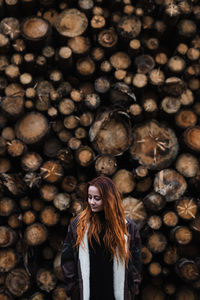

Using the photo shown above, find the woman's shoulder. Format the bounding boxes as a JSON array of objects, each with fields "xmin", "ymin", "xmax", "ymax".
[{"xmin": 125, "ymin": 217, "xmax": 139, "ymax": 231}]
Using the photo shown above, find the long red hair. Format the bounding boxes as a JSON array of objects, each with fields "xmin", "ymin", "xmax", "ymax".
[{"xmin": 75, "ymin": 175, "xmax": 129, "ymax": 264}]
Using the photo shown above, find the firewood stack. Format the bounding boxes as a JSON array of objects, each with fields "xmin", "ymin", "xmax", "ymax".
[{"xmin": 0, "ymin": 0, "xmax": 200, "ymax": 298}]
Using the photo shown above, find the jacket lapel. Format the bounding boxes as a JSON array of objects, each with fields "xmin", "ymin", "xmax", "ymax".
[
  {"xmin": 79, "ymin": 226, "xmax": 90, "ymax": 300},
  {"xmin": 79, "ymin": 225, "xmax": 127, "ymax": 300}
]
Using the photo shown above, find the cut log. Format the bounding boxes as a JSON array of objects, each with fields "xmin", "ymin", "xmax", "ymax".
[
  {"xmin": 141, "ymin": 246, "xmax": 152, "ymax": 264},
  {"xmin": 52, "ymin": 285, "xmax": 70, "ymax": 300},
  {"xmin": 0, "ymin": 226, "xmax": 17, "ymax": 247},
  {"xmin": 60, "ymin": 177, "xmax": 76, "ymax": 194},
  {"xmin": 116, "ymin": 15, "xmax": 142, "ymax": 40},
  {"xmin": 89, "ymin": 110, "xmax": 132, "ymax": 156},
  {"xmin": 15, "ymin": 112, "xmax": 49, "ymax": 144},
  {"xmin": 163, "ymin": 246, "xmax": 179, "ymax": 265},
  {"xmin": 24, "ymin": 223, "xmax": 48, "ymax": 246},
  {"xmin": 143, "ymin": 192, "xmax": 166, "ymax": 212},
  {"xmin": 40, "ymin": 160, "xmax": 63, "ymax": 183},
  {"xmin": 40, "ymin": 206, "xmax": 59, "ymax": 226},
  {"xmin": 163, "ymin": 211, "xmax": 179, "ymax": 227},
  {"xmin": 147, "ymin": 232, "xmax": 167, "ymax": 253},
  {"xmin": 154, "ymin": 169, "xmax": 187, "ymax": 201},
  {"xmin": 175, "ymin": 109, "xmax": 197, "ymax": 128},
  {"xmin": 75, "ymin": 145, "xmax": 95, "ymax": 167},
  {"xmin": 184, "ymin": 126, "xmax": 200, "ymax": 151},
  {"xmin": 5, "ymin": 268, "xmax": 30, "ymax": 297},
  {"xmin": 112, "ymin": 169, "xmax": 135, "ymax": 194},
  {"xmin": 0, "ymin": 197, "xmax": 15, "ymax": 216},
  {"xmin": 176, "ymin": 197, "xmax": 198, "ymax": 220},
  {"xmin": 53, "ymin": 193, "xmax": 70, "ymax": 211},
  {"xmin": 95, "ymin": 155, "xmax": 117, "ymax": 176},
  {"xmin": 0, "ymin": 249, "xmax": 18, "ymax": 272},
  {"xmin": 147, "ymin": 215, "xmax": 162, "ymax": 230},
  {"xmin": 21, "ymin": 16, "xmax": 51, "ymax": 49},
  {"xmin": 130, "ymin": 120, "xmax": 179, "ymax": 170},
  {"xmin": 148, "ymin": 262, "xmax": 162, "ymax": 276},
  {"xmin": 122, "ymin": 196, "xmax": 147, "ymax": 229},
  {"xmin": 98, "ymin": 28, "xmax": 118, "ymax": 49},
  {"xmin": 170, "ymin": 226, "xmax": 192, "ymax": 245},
  {"xmin": 176, "ymin": 258, "xmax": 200, "ymax": 282},
  {"xmin": 36, "ymin": 268, "xmax": 57, "ymax": 292}
]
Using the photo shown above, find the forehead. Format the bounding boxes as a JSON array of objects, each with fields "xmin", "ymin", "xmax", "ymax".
[{"xmin": 88, "ymin": 185, "xmax": 100, "ymax": 195}]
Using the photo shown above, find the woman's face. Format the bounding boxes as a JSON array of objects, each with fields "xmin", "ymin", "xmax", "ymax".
[{"xmin": 88, "ymin": 185, "xmax": 104, "ymax": 212}]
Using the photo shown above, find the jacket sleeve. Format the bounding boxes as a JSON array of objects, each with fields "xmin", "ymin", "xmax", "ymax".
[
  {"xmin": 61, "ymin": 220, "xmax": 79, "ymax": 297},
  {"xmin": 128, "ymin": 221, "xmax": 142, "ymax": 295}
]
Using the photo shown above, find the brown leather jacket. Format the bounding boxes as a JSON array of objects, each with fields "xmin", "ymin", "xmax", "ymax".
[{"xmin": 61, "ymin": 217, "xmax": 141, "ymax": 300}]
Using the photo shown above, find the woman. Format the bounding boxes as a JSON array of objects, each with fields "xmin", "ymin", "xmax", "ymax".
[{"xmin": 61, "ymin": 175, "xmax": 142, "ymax": 300}]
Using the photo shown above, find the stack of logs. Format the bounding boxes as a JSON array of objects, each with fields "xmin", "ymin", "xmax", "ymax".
[{"xmin": 0, "ymin": 0, "xmax": 200, "ymax": 299}]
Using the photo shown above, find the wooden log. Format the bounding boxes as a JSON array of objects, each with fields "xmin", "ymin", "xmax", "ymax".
[
  {"xmin": 61, "ymin": 175, "xmax": 77, "ymax": 193},
  {"xmin": 43, "ymin": 138, "xmax": 61, "ymax": 158},
  {"xmin": 177, "ymin": 19, "xmax": 197, "ymax": 39},
  {"xmin": 147, "ymin": 232, "xmax": 167, "ymax": 253},
  {"xmin": 54, "ymin": 9, "xmax": 88, "ymax": 40},
  {"xmin": 112, "ymin": 169, "xmax": 135, "ymax": 194},
  {"xmin": 0, "ymin": 226, "xmax": 17, "ymax": 247},
  {"xmin": 21, "ymin": 152, "xmax": 43, "ymax": 172},
  {"xmin": 97, "ymin": 28, "xmax": 118, "ymax": 49},
  {"xmin": 7, "ymin": 139, "xmax": 26, "ymax": 157},
  {"xmin": 8, "ymin": 214, "xmax": 21, "ymax": 229},
  {"xmin": 122, "ymin": 196, "xmax": 147, "ymax": 229},
  {"xmin": 147, "ymin": 215, "xmax": 162, "ymax": 230},
  {"xmin": 190, "ymin": 213, "xmax": 200, "ymax": 233},
  {"xmin": 0, "ymin": 249, "xmax": 18, "ymax": 272},
  {"xmin": 176, "ymin": 258, "xmax": 200, "ymax": 282},
  {"xmin": 40, "ymin": 206, "xmax": 59, "ymax": 226},
  {"xmin": 0, "ymin": 157, "xmax": 11, "ymax": 173},
  {"xmin": 110, "ymin": 51, "xmax": 131, "ymax": 70},
  {"xmin": 130, "ymin": 120, "xmax": 179, "ymax": 170},
  {"xmin": 148, "ymin": 262, "xmax": 162, "ymax": 277},
  {"xmin": 154, "ymin": 169, "xmax": 187, "ymax": 201},
  {"xmin": 40, "ymin": 183, "xmax": 58, "ymax": 202},
  {"xmin": 15, "ymin": 112, "xmax": 49, "ymax": 144},
  {"xmin": 22, "ymin": 210, "xmax": 36, "ymax": 225},
  {"xmin": 163, "ymin": 245, "xmax": 179, "ymax": 265},
  {"xmin": 24, "ymin": 223, "xmax": 48, "ymax": 246},
  {"xmin": 175, "ymin": 109, "xmax": 197, "ymax": 129},
  {"xmin": 89, "ymin": 110, "xmax": 132, "ymax": 156},
  {"xmin": 141, "ymin": 246, "xmax": 152, "ymax": 264},
  {"xmin": 116, "ymin": 15, "xmax": 142, "ymax": 40},
  {"xmin": 53, "ymin": 193, "xmax": 70, "ymax": 211},
  {"xmin": 5, "ymin": 268, "xmax": 30, "ymax": 297},
  {"xmin": 0, "ymin": 197, "xmax": 15, "ymax": 217},
  {"xmin": 36, "ymin": 268, "xmax": 57, "ymax": 292},
  {"xmin": 52, "ymin": 285, "xmax": 70, "ymax": 300},
  {"xmin": 75, "ymin": 145, "xmax": 95, "ymax": 167},
  {"xmin": 143, "ymin": 192, "xmax": 166, "ymax": 212},
  {"xmin": 40, "ymin": 160, "xmax": 63, "ymax": 183},
  {"xmin": 67, "ymin": 36, "xmax": 90, "ymax": 56},
  {"xmin": 160, "ymin": 96, "xmax": 181, "ymax": 115},
  {"xmin": 95, "ymin": 155, "xmax": 117, "ymax": 176},
  {"xmin": 170, "ymin": 226, "xmax": 192, "ymax": 245},
  {"xmin": 176, "ymin": 197, "xmax": 198, "ymax": 221},
  {"xmin": 163, "ymin": 211, "xmax": 179, "ymax": 227},
  {"xmin": 21, "ymin": 17, "xmax": 51, "ymax": 50},
  {"xmin": 30, "ymin": 292, "xmax": 44, "ymax": 300},
  {"xmin": 184, "ymin": 126, "xmax": 200, "ymax": 151}
]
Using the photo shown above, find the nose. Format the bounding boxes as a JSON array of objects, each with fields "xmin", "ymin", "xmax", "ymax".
[{"xmin": 90, "ymin": 197, "xmax": 95, "ymax": 204}]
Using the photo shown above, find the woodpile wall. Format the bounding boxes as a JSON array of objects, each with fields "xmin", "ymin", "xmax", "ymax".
[{"xmin": 0, "ymin": 0, "xmax": 200, "ymax": 299}]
